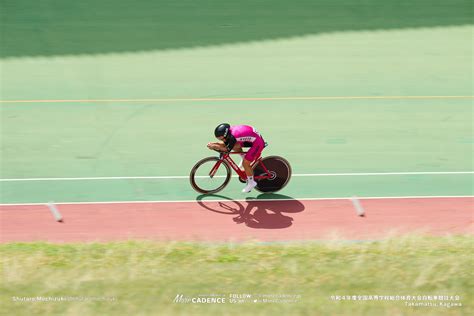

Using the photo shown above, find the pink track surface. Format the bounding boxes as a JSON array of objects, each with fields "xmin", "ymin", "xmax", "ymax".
[{"xmin": 1, "ymin": 197, "xmax": 472, "ymax": 243}]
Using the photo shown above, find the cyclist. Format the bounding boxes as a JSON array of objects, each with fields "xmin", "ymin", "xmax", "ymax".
[{"xmin": 207, "ymin": 123, "xmax": 266, "ymax": 193}]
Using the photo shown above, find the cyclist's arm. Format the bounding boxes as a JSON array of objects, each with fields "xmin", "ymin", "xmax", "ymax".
[
  {"xmin": 207, "ymin": 142, "xmax": 227, "ymax": 152},
  {"xmin": 207, "ymin": 142, "xmax": 242, "ymax": 152}
]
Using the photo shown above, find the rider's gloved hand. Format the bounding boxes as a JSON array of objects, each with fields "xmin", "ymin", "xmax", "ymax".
[{"xmin": 207, "ymin": 142, "xmax": 221, "ymax": 151}]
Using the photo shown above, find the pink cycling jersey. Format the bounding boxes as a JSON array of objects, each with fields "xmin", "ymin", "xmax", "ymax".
[{"xmin": 229, "ymin": 125, "xmax": 265, "ymax": 161}]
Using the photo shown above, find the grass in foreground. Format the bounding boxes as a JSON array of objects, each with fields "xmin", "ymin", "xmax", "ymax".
[{"xmin": 1, "ymin": 235, "xmax": 472, "ymax": 316}]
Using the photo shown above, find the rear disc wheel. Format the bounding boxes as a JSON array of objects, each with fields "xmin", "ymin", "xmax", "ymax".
[{"xmin": 253, "ymin": 156, "xmax": 292, "ymax": 193}]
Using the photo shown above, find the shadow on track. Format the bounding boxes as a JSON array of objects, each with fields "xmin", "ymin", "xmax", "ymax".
[{"xmin": 196, "ymin": 193, "xmax": 305, "ymax": 229}]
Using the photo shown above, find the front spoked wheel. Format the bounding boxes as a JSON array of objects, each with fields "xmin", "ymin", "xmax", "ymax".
[
  {"xmin": 190, "ymin": 157, "xmax": 231, "ymax": 194},
  {"xmin": 253, "ymin": 156, "xmax": 292, "ymax": 193}
]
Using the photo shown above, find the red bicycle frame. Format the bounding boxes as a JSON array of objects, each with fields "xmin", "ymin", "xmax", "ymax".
[{"xmin": 209, "ymin": 151, "xmax": 272, "ymax": 181}]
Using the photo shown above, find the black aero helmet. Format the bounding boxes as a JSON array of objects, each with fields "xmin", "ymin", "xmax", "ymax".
[{"xmin": 214, "ymin": 123, "xmax": 231, "ymax": 138}]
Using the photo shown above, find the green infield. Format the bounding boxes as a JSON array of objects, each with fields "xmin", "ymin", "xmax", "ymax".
[{"xmin": 1, "ymin": 235, "xmax": 472, "ymax": 316}]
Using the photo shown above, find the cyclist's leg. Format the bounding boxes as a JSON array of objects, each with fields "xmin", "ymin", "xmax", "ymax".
[
  {"xmin": 241, "ymin": 141, "xmax": 263, "ymax": 192},
  {"xmin": 230, "ymin": 143, "xmax": 246, "ymax": 168},
  {"xmin": 244, "ymin": 140, "xmax": 264, "ymax": 166},
  {"xmin": 243, "ymin": 140, "xmax": 264, "ymax": 176}
]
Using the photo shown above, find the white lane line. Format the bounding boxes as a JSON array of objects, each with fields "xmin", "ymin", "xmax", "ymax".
[
  {"xmin": 0, "ymin": 171, "xmax": 473, "ymax": 182},
  {"xmin": 293, "ymin": 171, "xmax": 474, "ymax": 176},
  {"xmin": 1, "ymin": 195, "xmax": 472, "ymax": 207},
  {"xmin": 1, "ymin": 95, "xmax": 473, "ymax": 104}
]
